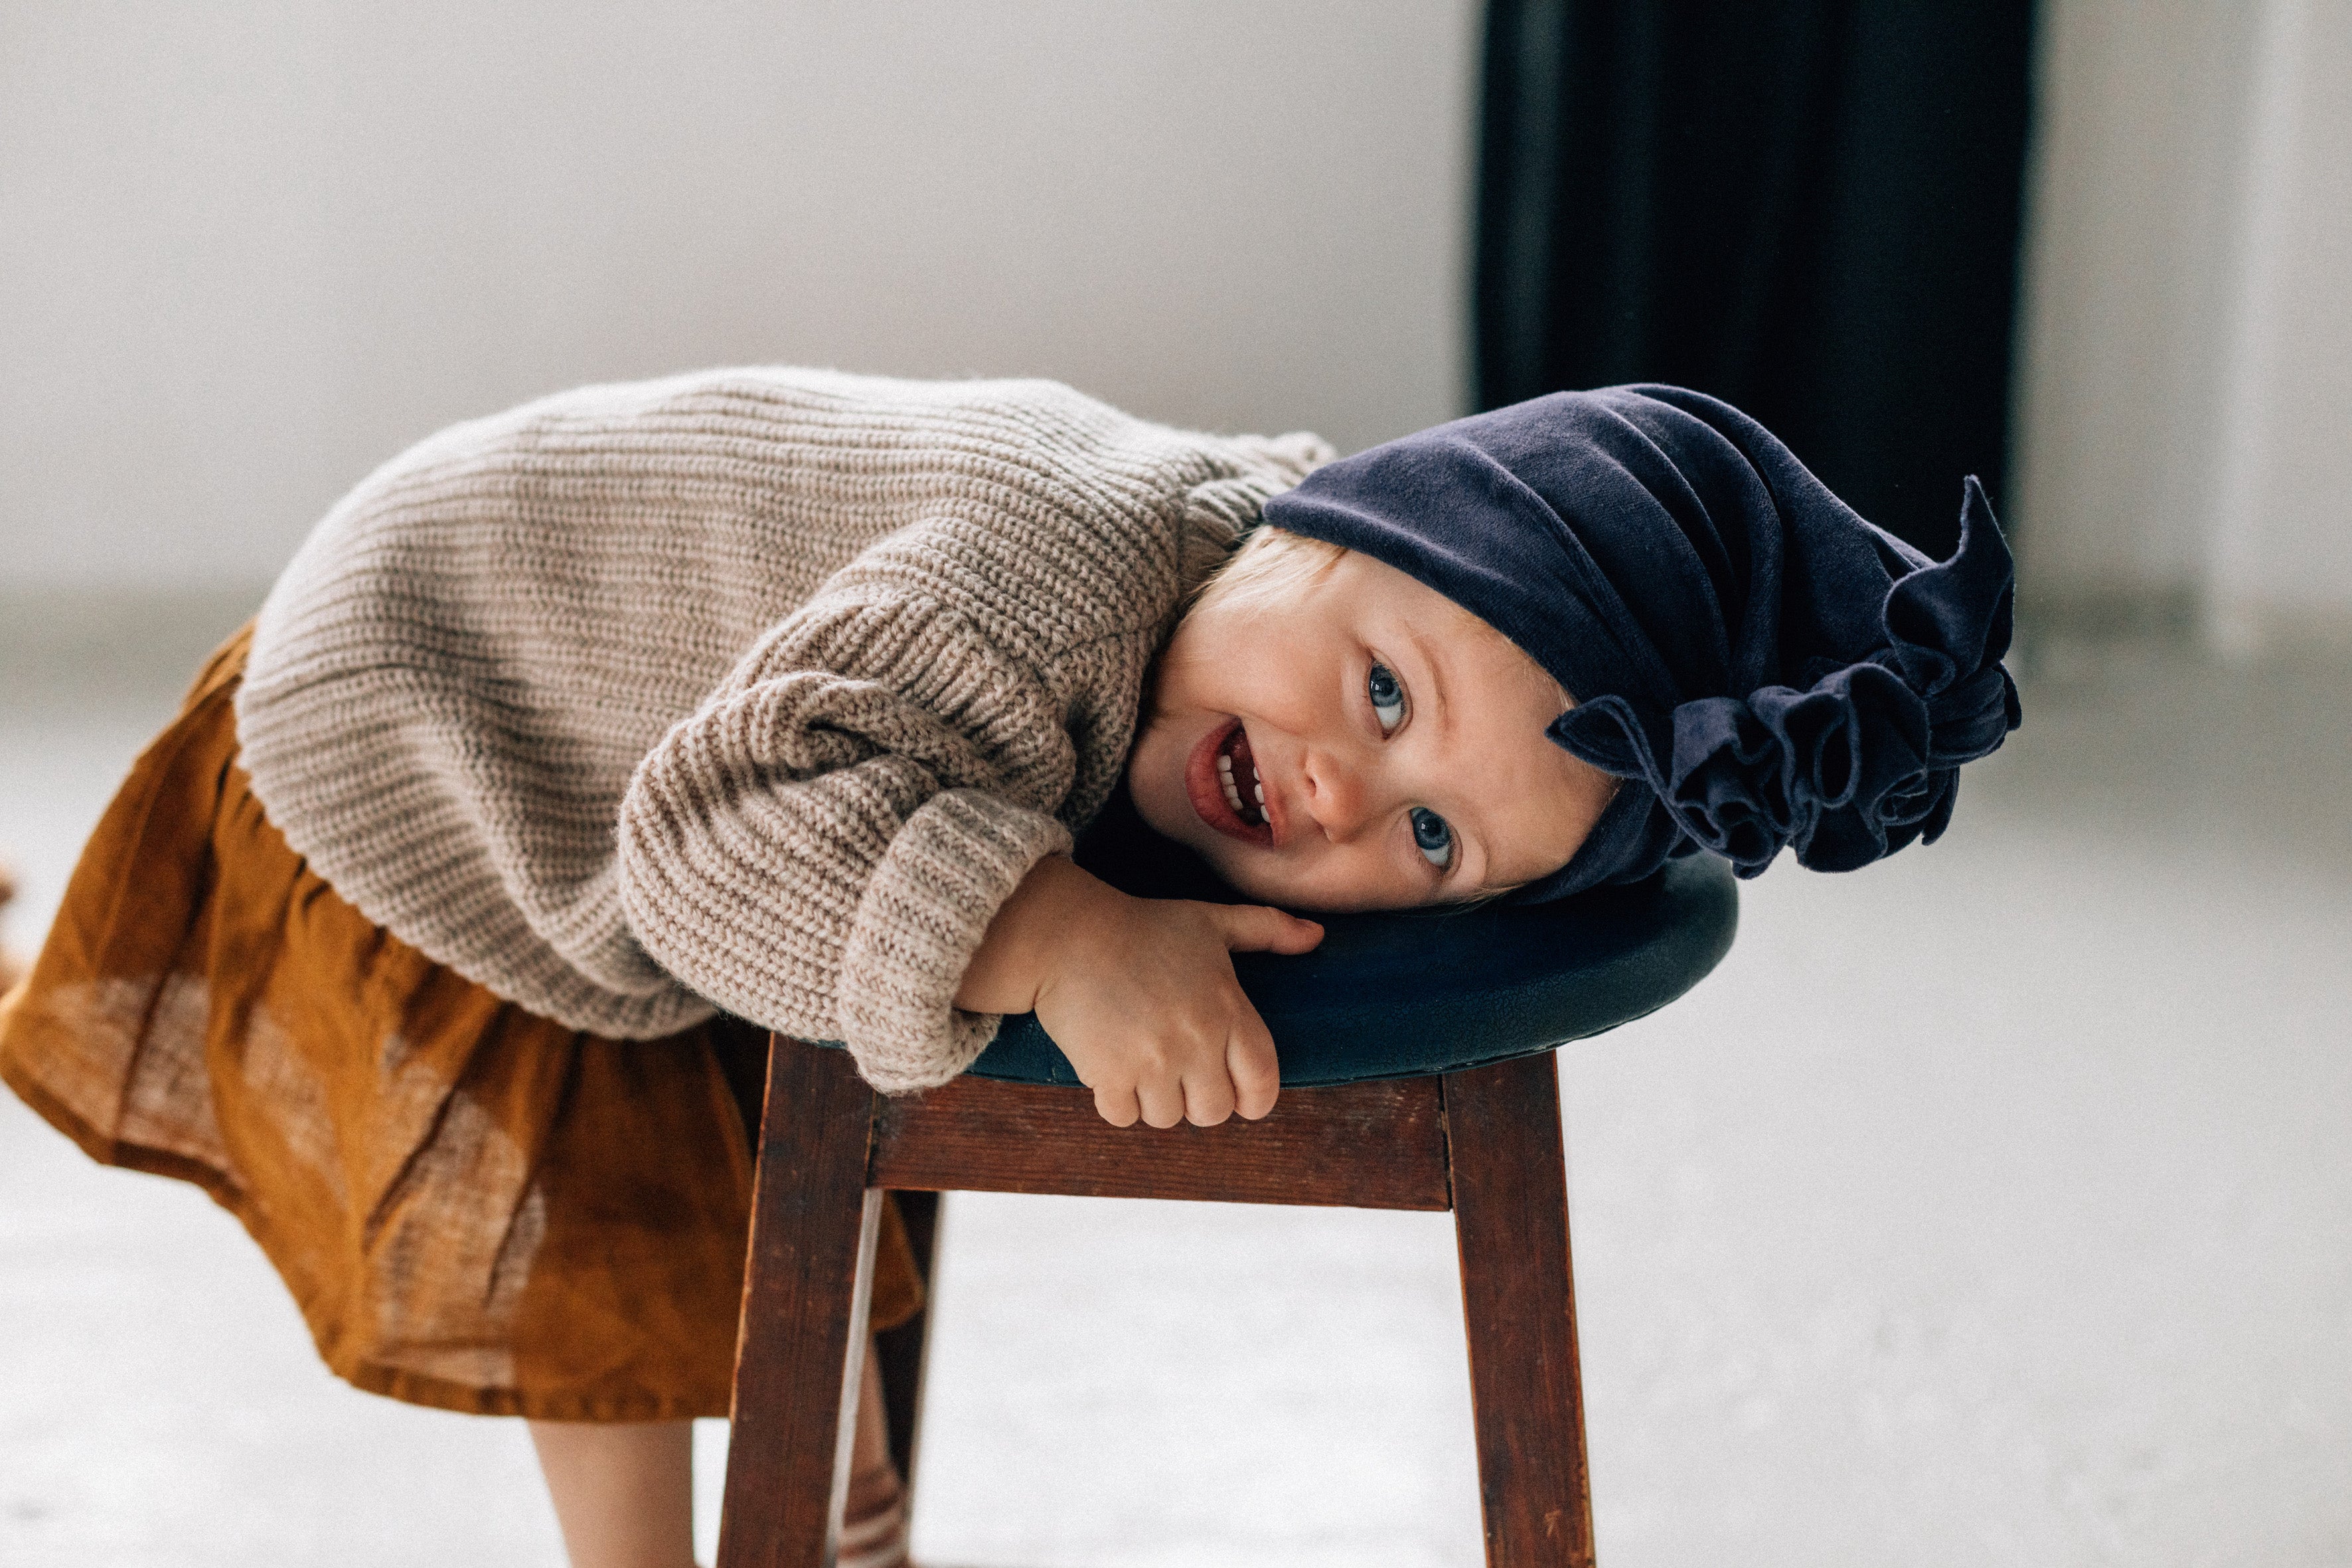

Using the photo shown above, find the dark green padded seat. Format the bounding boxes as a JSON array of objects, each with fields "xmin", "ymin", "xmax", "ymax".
[
  {"xmin": 933, "ymin": 781, "xmax": 1739, "ymax": 1088},
  {"xmin": 812, "ymin": 784, "xmax": 1737, "ymax": 1087},
  {"xmin": 967, "ymin": 852, "xmax": 1736, "ymax": 1087}
]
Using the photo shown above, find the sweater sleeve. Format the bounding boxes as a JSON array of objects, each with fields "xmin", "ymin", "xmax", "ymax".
[{"xmin": 614, "ymin": 588, "xmax": 1079, "ymax": 1093}]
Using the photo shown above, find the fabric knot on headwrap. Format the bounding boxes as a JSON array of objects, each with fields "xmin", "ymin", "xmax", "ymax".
[
  {"xmin": 1259, "ymin": 384, "xmax": 2022, "ymax": 900},
  {"xmin": 1553, "ymin": 477, "xmax": 2019, "ymax": 876}
]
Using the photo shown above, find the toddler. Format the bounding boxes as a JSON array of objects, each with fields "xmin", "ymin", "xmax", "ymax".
[{"xmin": 0, "ymin": 370, "xmax": 2016, "ymax": 1567}]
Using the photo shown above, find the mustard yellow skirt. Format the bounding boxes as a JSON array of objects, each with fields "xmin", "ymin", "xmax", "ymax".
[{"xmin": 0, "ymin": 627, "xmax": 919, "ymax": 1421}]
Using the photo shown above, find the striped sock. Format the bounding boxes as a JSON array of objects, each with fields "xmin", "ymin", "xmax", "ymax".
[{"xmin": 837, "ymin": 1472, "xmax": 909, "ymax": 1568}]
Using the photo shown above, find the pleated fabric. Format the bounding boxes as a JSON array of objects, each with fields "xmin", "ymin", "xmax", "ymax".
[{"xmin": 0, "ymin": 627, "xmax": 921, "ymax": 1420}]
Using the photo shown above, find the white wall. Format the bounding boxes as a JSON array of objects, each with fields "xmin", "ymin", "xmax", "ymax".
[
  {"xmin": 0, "ymin": 1, "xmax": 1478, "ymax": 595},
  {"xmin": 2013, "ymin": 0, "xmax": 2352, "ymax": 645},
  {"xmin": 2205, "ymin": 0, "xmax": 2352, "ymax": 644},
  {"xmin": 17, "ymin": 0, "xmax": 2343, "ymax": 635}
]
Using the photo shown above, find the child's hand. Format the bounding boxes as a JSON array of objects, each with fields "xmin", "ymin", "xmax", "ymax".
[
  {"xmin": 1038, "ymin": 892, "xmax": 1322, "ymax": 1128},
  {"xmin": 957, "ymin": 856, "xmax": 1322, "ymax": 1128}
]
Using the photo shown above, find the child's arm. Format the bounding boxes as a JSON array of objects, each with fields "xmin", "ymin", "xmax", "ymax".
[
  {"xmin": 617, "ymin": 589, "xmax": 1305, "ymax": 1105},
  {"xmin": 955, "ymin": 855, "xmax": 1322, "ymax": 1127},
  {"xmin": 611, "ymin": 396, "xmax": 1326, "ymax": 1101}
]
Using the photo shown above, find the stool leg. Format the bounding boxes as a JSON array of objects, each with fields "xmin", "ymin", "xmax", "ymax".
[
  {"xmin": 1446, "ymin": 1053, "xmax": 1597, "ymax": 1568},
  {"xmin": 718, "ymin": 1040, "xmax": 880, "ymax": 1568}
]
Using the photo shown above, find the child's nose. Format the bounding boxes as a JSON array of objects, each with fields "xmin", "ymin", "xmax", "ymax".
[{"xmin": 1299, "ymin": 748, "xmax": 1375, "ymax": 841}]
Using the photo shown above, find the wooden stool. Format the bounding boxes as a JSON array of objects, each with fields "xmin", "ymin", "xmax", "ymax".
[{"xmin": 716, "ymin": 856, "xmax": 1736, "ymax": 1568}]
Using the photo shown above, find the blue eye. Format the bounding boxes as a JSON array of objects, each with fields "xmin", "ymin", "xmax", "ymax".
[
  {"xmin": 1410, "ymin": 807, "xmax": 1453, "ymax": 870},
  {"xmin": 1368, "ymin": 661, "xmax": 1406, "ymax": 733}
]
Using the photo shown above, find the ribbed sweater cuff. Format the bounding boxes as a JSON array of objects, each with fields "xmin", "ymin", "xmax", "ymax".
[{"xmin": 836, "ymin": 790, "xmax": 1073, "ymax": 1094}]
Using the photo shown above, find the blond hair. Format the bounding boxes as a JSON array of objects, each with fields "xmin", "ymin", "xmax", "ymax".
[
  {"xmin": 1190, "ymin": 524, "xmax": 1349, "ymax": 619},
  {"xmin": 1195, "ymin": 526, "xmax": 1539, "ymax": 662}
]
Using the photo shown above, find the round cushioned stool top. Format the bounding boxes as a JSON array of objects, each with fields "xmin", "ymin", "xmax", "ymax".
[
  {"xmin": 967, "ymin": 853, "xmax": 1737, "ymax": 1087},
  {"xmin": 809, "ymin": 784, "xmax": 1737, "ymax": 1087}
]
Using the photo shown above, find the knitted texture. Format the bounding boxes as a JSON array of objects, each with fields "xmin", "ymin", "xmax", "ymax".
[{"xmin": 236, "ymin": 368, "xmax": 1328, "ymax": 1090}]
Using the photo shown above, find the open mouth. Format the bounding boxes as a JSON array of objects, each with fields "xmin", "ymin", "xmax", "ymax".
[
  {"xmin": 1217, "ymin": 723, "xmax": 1267, "ymax": 827},
  {"xmin": 1185, "ymin": 718, "xmax": 1275, "ymax": 844}
]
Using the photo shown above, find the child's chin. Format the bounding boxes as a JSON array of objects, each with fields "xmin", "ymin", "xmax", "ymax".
[
  {"xmin": 1123, "ymin": 753, "xmax": 1188, "ymax": 836},
  {"xmin": 1189, "ymin": 838, "xmax": 1281, "ymax": 897},
  {"xmin": 1201, "ymin": 849, "xmax": 1342, "ymax": 913},
  {"xmin": 1216, "ymin": 856, "xmax": 1426, "ymax": 915}
]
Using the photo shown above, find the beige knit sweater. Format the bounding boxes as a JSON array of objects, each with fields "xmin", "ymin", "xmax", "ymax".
[{"xmin": 236, "ymin": 368, "xmax": 1328, "ymax": 1091}]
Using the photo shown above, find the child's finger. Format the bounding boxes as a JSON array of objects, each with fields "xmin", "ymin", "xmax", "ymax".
[
  {"xmin": 1134, "ymin": 1073, "xmax": 1188, "ymax": 1131},
  {"xmin": 1182, "ymin": 1067, "xmax": 1237, "ymax": 1128},
  {"xmin": 1093, "ymin": 1082, "xmax": 1142, "ymax": 1128},
  {"xmin": 1226, "ymin": 1016, "xmax": 1281, "ymax": 1121},
  {"xmin": 1212, "ymin": 903, "xmax": 1324, "ymax": 956}
]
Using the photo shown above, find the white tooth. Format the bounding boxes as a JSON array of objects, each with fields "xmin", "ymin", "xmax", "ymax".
[
  {"xmin": 1218, "ymin": 756, "xmax": 1232, "ymax": 776},
  {"xmin": 1254, "ymin": 784, "xmax": 1265, "ymax": 805}
]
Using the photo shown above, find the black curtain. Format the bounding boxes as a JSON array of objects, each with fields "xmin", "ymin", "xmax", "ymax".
[{"xmin": 1476, "ymin": 1, "xmax": 2035, "ymax": 556}]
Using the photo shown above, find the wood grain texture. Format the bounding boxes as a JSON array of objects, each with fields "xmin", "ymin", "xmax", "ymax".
[
  {"xmin": 1446, "ymin": 1054, "xmax": 1596, "ymax": 1568},
  {"xmin": 869, "ymin": 1072, "xmax": 1452, "ymax": 1210},
  {"xmin": 716, "ymin": 1038, "xmax": 880, "ymax": 1568},
  {"xmin": 718, "ymin": 1044, "xmax": 1595, "ymax": 1566}
]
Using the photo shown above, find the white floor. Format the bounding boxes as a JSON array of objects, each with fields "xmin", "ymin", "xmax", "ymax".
[{"xmin": 1, "ymin": 625, "xmax": 2347, "ymax": 1567}]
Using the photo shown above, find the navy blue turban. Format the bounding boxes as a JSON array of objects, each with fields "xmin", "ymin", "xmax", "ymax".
[{"xmin": 1259, "ymin": 384, "xmax": 2021, "ymax": 901}]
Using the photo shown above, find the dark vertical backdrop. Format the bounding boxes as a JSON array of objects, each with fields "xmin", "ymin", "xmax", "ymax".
[{"xmin": 1476, "ymin": 1, "xmax": 2036, "ymax": 556}]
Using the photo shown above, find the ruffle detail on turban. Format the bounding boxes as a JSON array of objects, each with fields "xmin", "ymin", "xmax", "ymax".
[{"xmin": 1548, "ymin": 478, "xmax": 2021, "ymax": 878}]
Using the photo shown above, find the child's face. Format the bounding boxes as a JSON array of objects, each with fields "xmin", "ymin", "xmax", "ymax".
[{"xmin": 1129, "ymin": 550, "xmax": 1616, "ymax": 911}]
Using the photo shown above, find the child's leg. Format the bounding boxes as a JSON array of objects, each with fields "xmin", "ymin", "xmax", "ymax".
[
  {"xmin": 0, "ymin": 861, "xmax": 23, "ymax": 994},
  {"xmin": 842, "ymin": 1336, "xmax": 911, "ymax": 1568},
  {"xmin": 529, "ymin": 1417, "xmax": 694, "ymax": 1568},
  {"xmin": 528, "ymin": 1338, "xmax": 906, "ymax": 1568}
]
